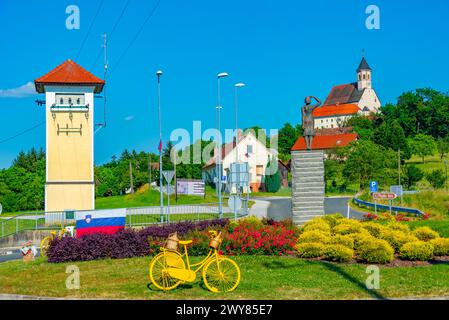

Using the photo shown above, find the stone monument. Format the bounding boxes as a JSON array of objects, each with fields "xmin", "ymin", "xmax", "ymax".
[{"xmin": 291, "ymin": 96, "xmax": 325, "ymax": 225}]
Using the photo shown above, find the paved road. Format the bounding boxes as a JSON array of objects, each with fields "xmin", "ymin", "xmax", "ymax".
[{"xmin": 254, "ymin": 196, "xmax": 365, "ymax": 221}]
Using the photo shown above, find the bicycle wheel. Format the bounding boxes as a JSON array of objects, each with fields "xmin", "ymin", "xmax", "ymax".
[
  {"xmin": 149, "ymin": 251, "xmax": 185, "ymax": 291},
  {"xmin": 40, "ymin": 236, "xmax": 52, "ymax": 257},
  {"xmin": 203, "ymin": 257, "xmax": 241, "ymax": 293}
]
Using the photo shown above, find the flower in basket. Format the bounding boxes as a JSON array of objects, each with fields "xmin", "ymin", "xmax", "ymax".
[{"xmin": 21, "ymin": 240, "xmax": 37, "ymax": 257}]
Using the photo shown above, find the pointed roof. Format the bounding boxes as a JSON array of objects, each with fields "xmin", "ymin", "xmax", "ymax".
[
  {"xmin": 356, "ymin": 57, "xmax": 371, "ymax": 72},
  {"xmin": 34, "ymin": 59, "xmax": 105, "ymax": 93}
]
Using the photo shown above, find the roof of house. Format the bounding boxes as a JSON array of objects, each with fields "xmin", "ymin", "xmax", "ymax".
[
  {"xmin": 291, "ymin": 133, "xmax": 358, "ymax": 151},
  {"xmin": 34, "ymin": 59, "xmax": 105, "ymax": 93},
  {"xmin": 315, "ymin": 127, "xmax": 353, "ymax": 136},
  {"xmin": 322, "ymin": 83, "xmax": 366, "ymax": 106},
  {"xmin": 312, "ymin": 103, "xmax": 360, "ymax": 118},
  {"xmin": 357, "ymin": 57, "xmax": 372, "ymax": 72}
]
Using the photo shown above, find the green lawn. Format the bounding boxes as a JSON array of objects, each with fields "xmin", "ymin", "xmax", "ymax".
[
  {"xmin": 1, "ymin": 255, "xmax": 448, "ymax": 299},
  {"xmin": 251, "ymin": 187, "xmax": 292, "ymax": 198}
]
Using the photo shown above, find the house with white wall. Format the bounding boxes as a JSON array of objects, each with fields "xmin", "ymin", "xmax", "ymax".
[{"xmin": 202, "ymin": 131, "xmax": 275, "ymax": 192}]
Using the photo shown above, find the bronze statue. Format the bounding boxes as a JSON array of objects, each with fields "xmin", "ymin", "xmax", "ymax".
[{"xmin": 302, "ymin": 96, "xmax": 321, "ymax": 150}]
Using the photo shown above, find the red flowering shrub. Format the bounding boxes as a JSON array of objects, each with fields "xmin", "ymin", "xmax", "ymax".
[
  {"xmin": 364, "ymin": 213, "xmax": 378, "ymax": 221},
  {"xmin": 220, "ymin": 221, "xmax": 299, "ymax": 256}
]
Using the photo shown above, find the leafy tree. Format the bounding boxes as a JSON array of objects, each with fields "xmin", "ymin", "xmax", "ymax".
[
  {"xmin": 278, "ymin": 123, "xmax": 303, "ymax": 156},
  {"xmin": 264, "ymin": 156, "xmax": 280, "ymax": 192},
  {"xmin": 408, "ymin": 134, "xmax": 436, "ymax": 163},
  {"xmin": 437, "ymin": 137, "xmax": 449, "ymax": 160},
  {"xmin": 324, "ymin": 160, "xmax": 339, "ymax": 191},
  {"xmin": 342, "ymin": 140, "xmax": 397, "ymax": 190},
  {"xmin": 403, "ymin": 165, "xmax": 424, "ymax": 190},
  {"xmin": 425, "ymin": 169, "xmax": 446, "ymax": 189},
  {"xmin": 345, "ymin": 115, "xmax": 374, "ymax": 140},
  {"xmin": 373, "ymin": 120, "xmax": 411, "ymax": 159}
]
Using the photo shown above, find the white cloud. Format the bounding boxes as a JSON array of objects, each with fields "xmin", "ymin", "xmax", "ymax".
[
  {"xmin": 124, "ymin": 115, "xmax": 134, "ymax": 121},
  {"xmin": 0, "ymin": 82, "xmax": 36, "ymax": 98}
]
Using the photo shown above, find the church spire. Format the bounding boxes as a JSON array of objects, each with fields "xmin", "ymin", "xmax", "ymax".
[{"xmin": 357, "ymin": 57, "xmax": 372, "ymax": 72}]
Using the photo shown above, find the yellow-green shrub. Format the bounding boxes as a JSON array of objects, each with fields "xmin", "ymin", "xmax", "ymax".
[
  {"xmin": 322, "ymin": 213, "xmax": 344, "ymax": 228},
  {"xmin": 302, "ymin": 219, "xmax": 331, "ymax": 234},
  {"xmin": 399, "ymin": 241, "xmax": 434, "ymax": 261},
  {"xmin": 412, "ymin": 227, "xmax": 440, "ymax": 241},
  {"xmin": 430, "ymin": 238, "xmax": 449, "ymax": 256},
  {"xmin": 298, "ymin": 230, "xmax": 330, "ymax": 244},
  {"xmin": 386, "ymin": 221, "xmax": 410, "ymax": 233},
  {"xmin": 323, "ymin": 244, "xmax": 354, "ymax": 262},
  {"xmin": 379, "ymin": 229, "xmax": 416, "ymax": 252},
  {"xmin": 330, "ymin": 234, "xmax": 355, "ymax": 249},
  {"xmin": 333, "ymin": 219, "xmax": 363, "ymax": 235},
  {"xmin": 350, "ymin": 231, "xmax": 375, "ymax": 251},
  {"xmin": 356, "ymin": 238, "xmax": 395, "ymax": 264},
  {"xmin": 362, "ymin": 222, "xmax": 387, "ymax": 238},
  {"xmin": 295, "ymin": 242, "xmax": 325, "ymax": 258}
]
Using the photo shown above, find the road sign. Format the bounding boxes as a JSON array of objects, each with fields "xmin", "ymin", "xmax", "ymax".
[
  {"xmin": 372, "ymin": 192, "xmax": 397, "ymax": 200},
  {"xmin": 162, "ymin": 170, "xmax": 175, "ymax": 183},
  {"xmin": 370, "ymin": 181, "xmax": 378, "ymax": 193},
  {"xmin": 390, "ymin": 185, "xmax": 403, "ymax": 196},
  {"xmin": 228, "ymin": 195, "xmax": 242, "ymax": 211}
]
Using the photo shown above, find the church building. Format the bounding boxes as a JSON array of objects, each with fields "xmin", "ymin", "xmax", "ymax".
[{"xmin": 313, "ymin": 57, "xmax": 381, "ymax": 129}]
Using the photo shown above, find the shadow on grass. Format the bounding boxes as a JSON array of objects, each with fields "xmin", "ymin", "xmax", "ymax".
[{"xmin": 262, "ymin": 258, "xmax": 387, "ymax": 300}]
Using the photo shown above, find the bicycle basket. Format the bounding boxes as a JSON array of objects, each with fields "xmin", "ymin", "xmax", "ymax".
[
  {"xmin": 209, "ymin": 232, "xmax": 222, "ymax": 249},
  {"xmin": 165, "ymin": 232, "xmax": 179, "ymax": 251}
]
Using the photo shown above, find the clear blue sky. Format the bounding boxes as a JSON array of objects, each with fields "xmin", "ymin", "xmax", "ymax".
[{"xmin": 0, "ymin": 0, "xmax": 448, "ymax": 168}]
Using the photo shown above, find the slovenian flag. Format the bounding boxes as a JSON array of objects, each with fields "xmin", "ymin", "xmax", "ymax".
[{"xmin": 75, "ymin": 209, "xmax": 126, "ymax": 237}]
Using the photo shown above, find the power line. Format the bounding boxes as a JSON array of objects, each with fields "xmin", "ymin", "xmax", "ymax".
[
  {"xmin": 89, "ymin": 0, "xmax": 131, "ymax": 70},
  {"xmin": 109, "ymin": 0, "xmax": 162, "ymax": 77},
  {"xmin": 75, "ymin": 0, "xmax": 105, "ymax": 60},
  {"xmin": 0, "ymin": 121, "xmax": 45, "ymax": 144}
]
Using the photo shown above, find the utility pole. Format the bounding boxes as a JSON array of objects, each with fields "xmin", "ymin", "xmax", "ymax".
[
  {"xmin": 129, "ymin": 161, "xmax": 134, "ymax": 194},
  {"xmin": 148, "ymin": 156, "xmax": 152, "ymax": 188},
  {"xmin": 156, "ymin": 70, "xmax": 164, "ymax": 222},
  {"xmin": 398, "ymin": 148, "xmax": 402, "ymax": 205},
  {"xmin": 102, "ymin": 33, "xmax": 108, "ymax": 128},
  {"xmin": 174, "ymin": 150, "xmax": 178, "ymax": 202}
]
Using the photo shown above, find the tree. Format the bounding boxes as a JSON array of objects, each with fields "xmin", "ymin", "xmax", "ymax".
[
  {"xmin": 345, "ymin": 115, "xmax": 374, "ymax": 141},
  {"xmin": 403, "ymin": 165, "xmax": 424, "ymax": 190},
  {"xmin": 373, "ymin": 120, "xmax": 411, "ymax": 159},
  {"xmin": 278, "ymin": 123, "xmax": 303, "ymax": 156},
  {"xmin": 437, "ymin": 137, "xmax": 449, "ymax": 160},
  {"xmin": 342, "ymin": 140, "xmax": 397, "ymax": 190},
  {"xmin": 324, "ymin": 160, "xmax": 339, "ymax": 191},
  {"xmin": 408, "ymin": 134, "xmax": 436, "ymax": 163},
  {"xmin": 264, "ymin": 157, "xmax": 280, "ymax": 192},
  {"xmin": 426, "ymin": 169, "xmax": 446, "ymax": 189}
]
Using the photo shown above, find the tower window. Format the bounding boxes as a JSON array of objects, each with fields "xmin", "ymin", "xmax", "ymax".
[
  {"xmin": 68, "ymin": 98, "xmax": 72, "ymax": 105},
  {"xmin": 59, "ymin": 97, "xmax": 63, "ymax": 104},
  {"xmin": 368, "ymin": 74, "xmax": 370, "ymax": 79},
  {"xmin": 363, "ymin": 74, "xmax": 366, "ymax": 80},
  {"xmin": 76, "ymin": 98, "xmax": 80, "ymax": 105},
  {"xmin": 358, "ymin": 74, "xmax": 361, "ymax": 80}
]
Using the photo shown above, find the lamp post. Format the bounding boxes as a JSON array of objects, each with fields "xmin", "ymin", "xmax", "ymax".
[
  {"xmin": 444, "ymin": 160, "xmax": 448, "ymax": 192},
  {"xmin": 234, "ymin": 83, "xmax": 245, "ymax": 163},
  {"xmin": 156, "ymin": 70, "xmax": 164, "ymax": 222},
  {"xmin": 216, "ymin": 72, "xmax": 228, "ymax": 217}
]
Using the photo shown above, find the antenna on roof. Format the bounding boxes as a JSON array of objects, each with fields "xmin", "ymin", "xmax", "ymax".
[
  {"xmin": 362, "ymin": 48, "xmax": 365, "ymax": 58},
  {"xmin": 95, "ymin": 33, "xmax": 108, "ymax": 129}
]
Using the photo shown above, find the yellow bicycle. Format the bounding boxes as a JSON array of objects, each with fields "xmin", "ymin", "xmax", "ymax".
[
  {"xmin": 40, "ymin": 226, "xmax": 72, "ymax": 257},
  {"xmin": 149, "ymin": 230, "xmax": 241, "ymax": 293}
]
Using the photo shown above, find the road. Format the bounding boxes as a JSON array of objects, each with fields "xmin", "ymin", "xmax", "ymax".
[{"xmin": 254, "ymin": 196, "xmax": 365, "ymax": 221}]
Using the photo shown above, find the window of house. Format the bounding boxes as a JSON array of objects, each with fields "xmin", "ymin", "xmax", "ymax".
[
  {"xmin": 358, "ymin": 74, "xmax": 361, "ymax": 80},
  {"xmin": 59, "ymin": 97, "xmax": 64, "ymax": 104},
  {"xmin": 256, "ymin": 165, "xmax": 263, "ymax": 176},
  {"xmin": 368, "ymin": 74, "xmax": 370, "ymax": 79},
  {"xmin": 55, "ymin": 93, "xmax": 85, "ymax": 106},
  {"xmin": 363, "ymin": 74, "xmax": 366, "ymax": 80},
  {"xmin": 247, "ymin": 145, "xmax": 253, "ymax": 155},
  {"xmin": 321, "ymin": 119, "xmax": 323, "ymax": 123},
  {"xmin": 331, "ymin": 124, "xmax": 334, "ymax": 128}
]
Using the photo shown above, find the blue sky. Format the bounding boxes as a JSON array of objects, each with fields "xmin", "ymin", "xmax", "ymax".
[{"xmin": 0, "ymin": 0, "xmax": 448, "ymax": 168}]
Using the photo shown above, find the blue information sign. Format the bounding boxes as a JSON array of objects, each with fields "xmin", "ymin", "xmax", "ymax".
[{"xmin": 370, "ymin": 181, "xmax": 378, "ymax": 193}]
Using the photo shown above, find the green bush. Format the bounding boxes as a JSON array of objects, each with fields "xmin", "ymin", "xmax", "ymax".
[
  {"xmin": 379, "ymin": 228, "xmax": 416, "ymax": 252},
  {"xmin": 330, "ymin": 234, "xmax": 355, "ymax": 249},
  {"xmin": 302, "ymin": 219, "xmax": 331, "ymax": 234},
  {"xmin": 399, "ymin": 241, "xmax": 434, "ymax": 261},
  {"xmin": 362, "ymin": 222, "xmax": 387, "ymax": 238},
  {"xmin": 323, "ymin": 244, "xmax": 354, "ymax": 263},
  {"xmin": 412, "ymin": 227, "xmax": 440, "ymax": 241},
  {"xmin": 356, "ymin": 238, "xmax": 395, "ymax": 264},
  {"xmin": 322, "ymin": 213, "xmax": 344, "ymax": 228},
  {"xmin": 430, "ymin": 238, "xmax": 449, "ymax": 256},
  {"xmin": 350, "ymin": 231, "xmax": 375, "ymax": 251},
  {"xmin": 333, "ymin": 219, "xmax": 363, "ymax": 235},
  {"xmin": 386, "ymin": 222, "xmax": 410, "ymax": 234},
  {"xmin": 298, "ymin": 230, "xmax": 330, "ymax": 244},
  {"xmin": 295, "ymin": 242, "xmax": 325, "ymax": 258}
]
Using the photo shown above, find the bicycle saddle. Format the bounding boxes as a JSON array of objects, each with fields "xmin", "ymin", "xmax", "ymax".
[{"xmin": 179, "ymin": 240, "xmax": 193, "ymax": 245}]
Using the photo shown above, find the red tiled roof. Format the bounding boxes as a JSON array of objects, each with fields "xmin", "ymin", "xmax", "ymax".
[
  {"xmin": 312, "ymin": 103, "xmax": 360, "ymax": 117},
  {"xmin": 291, "ymin": 133, "xmax": 358, "ymax": 151},
  {"xmin": 323, "ymin": 83, "xmax": 356, "ymax": 106},
  {"xmin": 34, "ymin": 59, "xmax": 105, "ymax": 93},
  {"xmin": 315, "ymin": 127, "xmax": 353, "ymax": 136}
]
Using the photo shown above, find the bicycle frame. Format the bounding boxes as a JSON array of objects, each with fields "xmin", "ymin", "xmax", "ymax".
[{"xmin": 161, "ymin": 245, "xmax": 221, "ymax": 274}]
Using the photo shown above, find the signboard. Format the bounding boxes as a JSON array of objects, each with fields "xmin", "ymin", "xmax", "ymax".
[
  {"xmin": 390, "ymin": 185, "xmax": 403, "ymax": 197},
  {"xmin": 228, "ymin": 195, "xmax": 242, "ymax": 211},
  {"xmin": 369, "ymin": 181, "xmax": 378, "ymax": 193},
  {"xmin": 176, "ymin": 179, "xmax": 205, "ymax": 196},
  {"xmin": 372, "ymin": 192, "xmax": 397, "ymax": 200},
  {"xmin": 229, "ymin": 162, "xmax": 249, "ymax": 187},
  {"xmin": 162, "ymin": 170, "xmax": 175, "ymax": 183}
]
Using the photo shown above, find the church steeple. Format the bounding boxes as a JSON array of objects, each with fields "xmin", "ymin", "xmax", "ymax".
[{"xmin": 356, "ymin": 56, "xmax": 372, "ymax": 90}]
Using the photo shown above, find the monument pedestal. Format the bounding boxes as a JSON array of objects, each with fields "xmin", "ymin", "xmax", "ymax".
[{"xmin": 291, "ymin": 150, "xmax": 325, "ymax": 225}]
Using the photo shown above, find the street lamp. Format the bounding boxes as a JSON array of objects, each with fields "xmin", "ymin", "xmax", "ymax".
[
  {"xmin": 216, "ymin": 72, "xmax": 228, "ymax": 217},
  {"xmin": 444, "ymin": 160, "xmax": 448, "ymax": 192},
  {"xmin": 234, "ymin": 83, "xmax": 245, "ymax": 163},
  {"xmin": 156, "ymin": 70, "xmax": 164, "ymax": 222}
]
